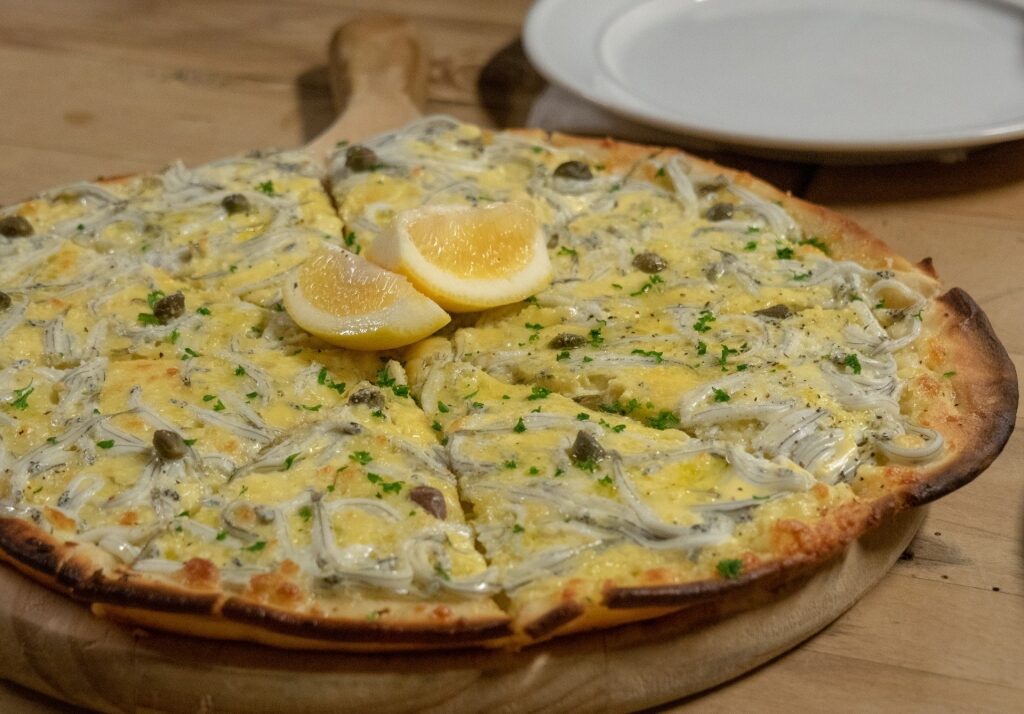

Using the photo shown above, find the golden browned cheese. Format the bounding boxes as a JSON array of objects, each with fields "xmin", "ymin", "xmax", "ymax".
[{"xmin": 0, "ymin": 117, "xmax": 993, "ymax": 648}]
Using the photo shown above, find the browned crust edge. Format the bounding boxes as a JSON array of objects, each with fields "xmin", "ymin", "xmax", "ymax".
[
  {"xmin": 219, "ymin": 598, "xmax": 511, "ymax": 645},
  {"xmin": 903, "ymin": 287, "xmax": 1018, "ymax": 506}
]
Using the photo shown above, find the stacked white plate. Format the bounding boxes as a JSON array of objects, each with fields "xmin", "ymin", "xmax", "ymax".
[{"xmin": 524, "ymin": 0, "xmax": 1024, "ymax": 161}]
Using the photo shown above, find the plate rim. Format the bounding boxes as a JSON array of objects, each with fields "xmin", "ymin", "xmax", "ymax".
[{"xmin": 524, "ymin": 0, "xmax": 1024, "ymax": 155}]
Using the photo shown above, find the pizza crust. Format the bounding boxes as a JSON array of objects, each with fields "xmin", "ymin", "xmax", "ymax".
[{"xmin": 0, "ymin": 125, "xmax": 1015, "ymax": 651}]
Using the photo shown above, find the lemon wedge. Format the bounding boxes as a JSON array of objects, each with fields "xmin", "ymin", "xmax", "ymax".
[
  {"xmin": 365, "ymin": 202, "xmax": 553, "ymax": 313},
  {"xmin": 284, "ymin": 245, "xmax": 450, "ymax": 350}
]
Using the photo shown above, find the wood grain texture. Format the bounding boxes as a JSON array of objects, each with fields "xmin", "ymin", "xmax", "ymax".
[{"xmin": 0, "ymin": 0, "xmax": 1021, "ymax": 711}]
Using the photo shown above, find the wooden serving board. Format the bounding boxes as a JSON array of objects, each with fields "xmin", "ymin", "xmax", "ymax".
[
  {"xmin": 0, "ymin": 509, "xmax": 926, "ymax": 713},
  {"xmin": 0, "ymin": 16, "xmax": 929, "ymax": 712}
]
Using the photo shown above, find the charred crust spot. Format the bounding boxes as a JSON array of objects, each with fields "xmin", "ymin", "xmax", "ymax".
[
  {"xmin": 221, "ymin": 598, "xmax": 511, "ymax": 643},
  {"xmin": 523, "ymin": 601, "xmax": 584, "ymax": 639},
  {"xmin": 0, "ymin": 519, "xmax": 61, "ymax": 575},
  {"xmin": 917, "ymin": 256, "xmax": 938, "ymax": 279},
  {"xmin": 70, "ymin": 570, "xmax": 220, "ymax": 613}
]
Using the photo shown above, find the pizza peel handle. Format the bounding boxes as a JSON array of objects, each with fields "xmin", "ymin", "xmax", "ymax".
[{"xmin": 304, "ymin": 14, "xmax": 428, "ymax": 162}]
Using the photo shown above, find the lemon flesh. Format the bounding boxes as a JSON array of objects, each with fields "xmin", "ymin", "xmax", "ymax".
[
  {"xmin": 366, "ymin": 203, "xmax": 553, "ymax": 312},
  {"xmin": 284, "ymin": 245, "xmax": 450, "ymax": 350}
]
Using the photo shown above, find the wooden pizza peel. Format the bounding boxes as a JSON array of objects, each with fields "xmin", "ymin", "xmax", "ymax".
[{"xmin": 0, "ymin": 16, "xmax": 928, "ymax": 713}]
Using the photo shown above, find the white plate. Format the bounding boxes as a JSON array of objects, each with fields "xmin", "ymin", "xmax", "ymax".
[{"xmin": 524, "ymin": 0, "xmax": 1024, "ymax": 159}]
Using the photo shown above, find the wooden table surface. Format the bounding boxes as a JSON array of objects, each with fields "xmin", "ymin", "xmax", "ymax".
[{"xmin": 0, "ymin": 1, "xmax": 1021, "ymax": 711}]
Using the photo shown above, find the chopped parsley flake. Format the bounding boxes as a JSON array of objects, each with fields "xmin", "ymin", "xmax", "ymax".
[
  {"xmin": 196, "ymin": 306, "xmax": 211, "ymax": 316},
  {"xmin": 843, "ymin": 354, "xmax": 862, "ymax": 375},
  {"xmin": 215, "ymin": 531, "xmax": 228, "ymax": 541},
  {"xmin": 646, "ymin": 411, "xmax": 680, "ymax": 430},
  {"xmin": 256, "ymin": 180, "xmax": 275, "ymax": 195},
  {"xmin": 301, "ymin": 403, "xmax": 322, "ymax": 412},
  {"xmin": 776, "ymin": 246, "xmax": 795, "ymax": 260},
  {"xmin": 137, "ymin": 312, "xmax": 160, "ymax": 326},
  {"xmin": 513, "ymin": 523, "xmax": 525, "ymax": 533},
  {"xmin": 556, "ymin": 350, "xmax": 571, "ymax": 361},
  {"xmin": 574, "ymin": 458, "xmax": 598, "ymax": 473},
  {"xmin": 504, "ymin": 459, "xmax": 517, "ymax": 469},
  {"xmin": 588, "ymin": 327, "xmax": 604, "ymax": 347},
  {"xmin": 96, "ymin": 439, "xmax": 115, "ymax": 449},
  {"xmin": 792, "ymin": 271, "xmax": 812, "ymax": 281},
  {"xmin": 317, "ymin": 368, "xmax": 346, "ymax": 395},
  {"xmin": 712, "ymin": 387, "xmax": 731, "ymax": 402},
  {"xmin": 350, "ymin": 451, "xmax": 373, "ymax": 465},
  {"xmin": 718, "ymin": 344, "xmax": 739, "ymax": 371},
  {"xmin": 513, "ymin": 417, "xmax": 526, "ymax": 433},
  {"xmin": 244, "ymin": 540, "xmax": 267, "ymax": 552},
  {"xmin": 798, "ymin": 236, "xmax": 831, "ymax": 255},
  {"xmin": 528, "ymin": 466, "xmax": 540, "ymax": 476},
  {"xmin": 600, "ymin": 398, "xmax": 640, "ymax": 416},
  {"xmin": 697, "ymin": 340, "xmax": 708, "ymax": 356},
  {"xmin": 630, "ymin": 273, "xmax": 664, "ymax": 296},
  {"xmin": 437, "ymin": 401, "xmax": 450, "ymax": 413},
  {"xmin": 431, "ymin": 420, "xmax": 443, "ymax": 432},
  {"xmin": 169, "ymin": 329, "xmax": 180, "ymax": 344},
  {"xmin": 181, "ymin": 347, "xmax": 200, "ymax": 360},
  {"xmin": 9, "ymin": 383, "xmax": 33, "ymax": 410},
  {"xmin": 527, "ymin": 385, "xmax": 551, "ymax": 401},
  {"xmin": 717, "ymin": 558, "xmax": 743, "ymax": 580},
  {"xmin": 631, "ymin": 348, "xmax": 663, "ymax": 363},
  {"xmin": 693, "ymin": 310, "xmax": 716, "ymax": 333},
  {"xmin": 283, "ymin": 453, "xmax": 300, "ymax": 470},
  {"xmin": 597, "ymin": 475, "xmax": 614, "ymax": 487},
  {"xmin": 743, "ymin": 240, "xmax": 758, "ymax": 251},
  {"xmin": 146, "ymin": 290, "xmax": 165, "ymax": 308},
  {"xmin": 557, "ymin": 246, "xmax": 578, "ymax": 257},
  {"xmin": 943, "ymin": 371, "xmax": 957, "ymax": 378},
  {"xmin": 234, "ymin": 365, "xmax": 246, "ymax": 377},
  {"xmin": 576, "ymin": 412, "xmax": 590, "ymax": 421}
]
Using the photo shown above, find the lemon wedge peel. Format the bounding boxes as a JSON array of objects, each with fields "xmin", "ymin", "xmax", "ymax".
[
  {"xmin": 366, "ymin": 202, "xmax": 553, "ymax": 313},
  {"xmin": 284, "ymin": 244, "xmax": 451, "ymax": 351}
]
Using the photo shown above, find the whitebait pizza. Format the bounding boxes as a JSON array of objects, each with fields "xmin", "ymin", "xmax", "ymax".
[{"xmin": 0, "ymin": 117, "xmax": 1014, "ymax": 649}]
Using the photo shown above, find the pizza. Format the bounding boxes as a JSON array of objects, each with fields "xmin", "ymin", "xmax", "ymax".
[{"xmin": 0, "ymin": 116, "xmax": 1015, "ymax": 650}]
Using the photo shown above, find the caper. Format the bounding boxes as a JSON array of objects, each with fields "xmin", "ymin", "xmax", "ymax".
[
  {"xmin": 221, "ymin": 193, "xmax": 250, "ymax": 215},
  {"xmin": 345, "ymin": 145, "xmax": 380, "ymax": 172},
  {"xmin": 553, "ymin": 161, "xmax": 593, "ymax": 181},
  {"xmin": 705, "ymin": 203, "xmax": 734, "ymax": 221},
  {"xmin": 549, "ymin": 333, "xmax": 587, "ymax": 349},
  {"xmin": 569, "ymin": 430, "xmax": 606, "ymax": 464},
  {"xmin": 0, "ymin": 292, "xmax": 10, "ymax": 311},
  {"xmin": 347, "ymin": 386, "xmax": 385, "ymax": 409},
  {"xmin": 153, "ymin": 292, "xmax": 185, "ymax": 324},
  {"xmin": 153, "ymin": 430, "xmax": 188, "ymax": 460},
  {"xmin": 0, "ymin": 215, "xmax": 33, "ymax": 237},
  {"xmin": 754, "ymin": 304, "xmax": 794, "ymax": 320},
  {"xmin": 409, "ymin": 486, "xmax": 447, "ymax": 520},
  {"xmin": 632, "ymin": 251, "xmax": 668, "ymax": 274}
]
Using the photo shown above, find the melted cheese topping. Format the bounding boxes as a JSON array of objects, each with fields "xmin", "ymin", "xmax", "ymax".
[{"xmin": 0, "ymin": 118, "xmax": 955, "ymax": 640}]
